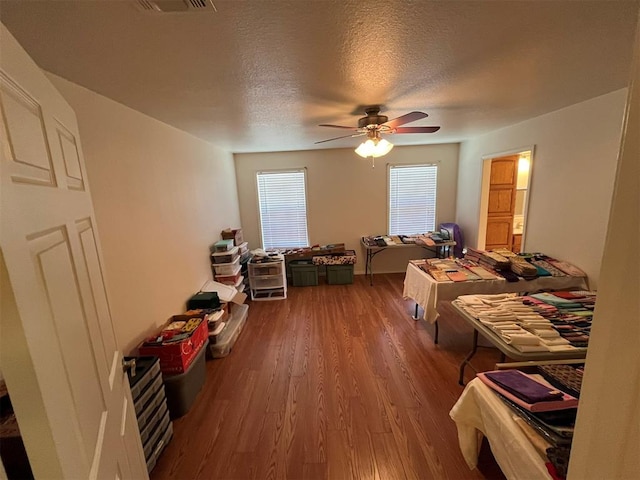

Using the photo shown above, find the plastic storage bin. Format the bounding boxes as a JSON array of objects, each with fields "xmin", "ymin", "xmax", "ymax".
[
  {"xmin": 290, "ymin": 262, "xmax": 318, "ymax": 286},
  {"xmin": 214, "ymin": 239, "xmax": 234, "ymax": 252},
  {"xmin": 215, "ymin": 264, "xmax": 242, "ymax": 285},
  {"xmin": 209, "ymin": 303, "xmax": 248, "ymax": 358},
  {"xmin": 238, "ymin": 241, "xmax": 249, "ymax": 254},
  {"xmin": 211, "ymin": 246, "xmax": 239, "ymax": 264},
  {"xmin": 162, "ymin": 341, "xmax": 208, "ymax": 418},
  {"xmin": 212, "ymin": 255, "xmax": 240, "ymax": 275},
  {"xmin": 326, "ymin": 264, "xmax": 354, "ymax": 284}
]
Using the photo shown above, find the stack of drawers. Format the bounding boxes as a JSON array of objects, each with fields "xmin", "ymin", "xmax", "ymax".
[{"xmin": 125, "ymin": 356, "xmax": 173, "ymax": 473}]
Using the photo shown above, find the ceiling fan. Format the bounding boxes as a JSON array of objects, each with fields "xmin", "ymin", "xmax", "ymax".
[{"xmin": 315, "ymin": 106, "xmax": 441, "ymax": 148}]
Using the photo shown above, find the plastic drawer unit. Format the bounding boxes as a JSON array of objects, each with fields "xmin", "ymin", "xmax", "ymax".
[
  {"xmin": 248, "ymin": 255, "xmax": 287, "ymax": 300},
  {"xmin": 125, "ymin": 356, "xmax": 172, "ymax": 474},
  {"xmin": 162, "ymin": 341, "xmax": 208, "ymax": 419}
]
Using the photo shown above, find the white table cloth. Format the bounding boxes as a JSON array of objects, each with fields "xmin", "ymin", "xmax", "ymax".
[
  {"xmin": 449, "ymin": 378, "xmax": 552, "ymax": 480},
  {"xmin": 402, "ymin": 263, "xmax": 588, "ymax": 324}
]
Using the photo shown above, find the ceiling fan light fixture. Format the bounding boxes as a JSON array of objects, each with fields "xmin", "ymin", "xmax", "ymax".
[
  {"xmin": 374, "ymin": 138, "xmax": 394, "ymax": 157},
  {"xmin": 355, "ymin": 137, "xmax": 394, "ymax": 158}
]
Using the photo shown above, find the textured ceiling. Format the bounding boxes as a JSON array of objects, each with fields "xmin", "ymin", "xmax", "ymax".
[{"xmin": 1, "ymin": 0, "xmax": 638, "ymax": 153}]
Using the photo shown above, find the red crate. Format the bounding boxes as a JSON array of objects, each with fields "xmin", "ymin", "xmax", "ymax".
[{"xmin": 139, "ymin": 317, "xmax": 208, "ymax": 374}]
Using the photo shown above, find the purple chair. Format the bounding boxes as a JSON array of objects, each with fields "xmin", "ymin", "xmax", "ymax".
[{"xmin": 439, "ymin": 223, "xmax": 464, "ymax": 258}]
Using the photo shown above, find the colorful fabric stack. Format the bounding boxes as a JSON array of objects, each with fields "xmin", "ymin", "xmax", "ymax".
[
  {"xmin": 411, "ymin": 258, "xmax": 501, "ymax": 283},
  {"xmin": 524, "ymin": 291, "xmax": 595, "ymax": 348}
]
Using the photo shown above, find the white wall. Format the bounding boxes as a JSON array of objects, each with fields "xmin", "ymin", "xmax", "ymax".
[
  {"xmin": 234, "ymin": 144, "xmax": 459, "ymax": 275},
  {"xmin": 49, "ymin": 75, "xmax": 241, "ymax": 354},
  {"xmin": 456, "ymin": 89, "xmax": 627, "ymax": 289},
  {"xmin": 568, "ymin": 20, "xmax": 639, "ymax": 478}
]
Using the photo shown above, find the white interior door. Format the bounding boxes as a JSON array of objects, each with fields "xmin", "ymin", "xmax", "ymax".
[{"xmin": 0, "ymin": 24, "xmax": 148, "ymax": 479}]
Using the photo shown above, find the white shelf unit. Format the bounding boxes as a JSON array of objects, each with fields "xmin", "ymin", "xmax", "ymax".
[{"xmin": 248, "ymin": 255, "xmax": 287, "ymax": 301}]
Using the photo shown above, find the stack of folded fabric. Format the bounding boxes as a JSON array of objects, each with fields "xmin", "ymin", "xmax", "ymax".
[
  {"xmin": 478, "ymin": 369, "xmax": 578, "ymax": 411},
  {"xmin": 478, "ymin": 368, "xmax": 580, "ymax": 479},
  {"xmin": 527, "ymin": 256, "xmax": 565, "ymax": 277},
  {"xmin": 418, "ymin": 258, "xmax": 490, "ymax": 282},
  {"xmin": 494, "ymin": 249, "xmax": 551, "ymax": 280},
  {"xmin": 463, "ymin": 247, "xmax": 483, "ymax": 263},
  {"xmin": 541, "ymin": 256, "xmax": 586, "ymax": 277},
  {"xmin": 456, "ymin": 294, "xmax": 550, "ymax": 352},
  {"xmin": 529, "ymin": 292, "xmax": 594, "ymax": 348},
  {"xmin": 509, "ymin": 256, "xmax": 539, "ymax": 279},
  {"xmin": 465, "ymin": 248, "xmax": 511, "ymax": 271},
  {"xmin": 483, "ymin": 251, "xmax": 512, "ymax": 270},
  {"xmin": 454, "ymin": 292, "xmax": 594, "ymax": 353}
]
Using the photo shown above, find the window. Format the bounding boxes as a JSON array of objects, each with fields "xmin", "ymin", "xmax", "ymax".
[
  {"xmin": 257, "ymin": 169, "xmax": 309, "ymax": 250},
  {"xmin": 388, "ymin": 164, "xmax": 438, "ymax": 235}
]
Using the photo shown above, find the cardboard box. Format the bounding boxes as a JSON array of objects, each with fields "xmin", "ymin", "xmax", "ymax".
[
  {"xmin": 200, "ymin": 279, "xmax": 247, "ymax": 305},
  {"xmin": 139, "ymin": 317, "xmax": 208, "ymax": 374},
  {"xmin": 221, "ymin": 228, "xmax": 243, "ymax": 247}
]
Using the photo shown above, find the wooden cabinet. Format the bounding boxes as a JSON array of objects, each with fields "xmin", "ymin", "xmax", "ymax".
[
  {"xmin": 248, "ymin": 255, "xmax": 287, "ymax": 301},
  {"xmin": 512, "ymin": 234, "xmax": 522, "ymax": 253}
]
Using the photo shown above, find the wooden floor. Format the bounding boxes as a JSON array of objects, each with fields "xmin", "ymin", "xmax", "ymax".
[{"xmin": 151, "ymin": 273, "xmax": 505, "ymax": 480}]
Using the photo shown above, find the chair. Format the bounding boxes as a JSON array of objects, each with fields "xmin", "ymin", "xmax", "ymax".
[{"xmin": 439, "ymin": 223, "xmax": 464, "ymax": 258}]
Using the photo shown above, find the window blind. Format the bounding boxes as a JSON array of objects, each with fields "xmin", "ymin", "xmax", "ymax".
[
  {"xmin": 388, "ymin": 164, "xmax": 438, "ymax": 235},
  {"xmin": 257, "ymin": 170, "xmax": 309, "ymax": 250}
]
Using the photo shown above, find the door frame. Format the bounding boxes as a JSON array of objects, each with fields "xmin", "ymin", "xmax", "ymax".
[{"xmin": 478, "ymin": 145, "xmax": 535, "ymax": 250}]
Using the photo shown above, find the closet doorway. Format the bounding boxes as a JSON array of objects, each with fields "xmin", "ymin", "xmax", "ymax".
[{"xmin": 478, "ymin": 148, "xmax": 533, "ymax": 253}]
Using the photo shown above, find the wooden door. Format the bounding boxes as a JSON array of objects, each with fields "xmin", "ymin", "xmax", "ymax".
[
  {"xmin": 0, "ymin": 25, "xmax": 148, "ymax": 479},
  {"xmin": 485, "ymin": 155, "xmax": 517, "ymax": 251}
]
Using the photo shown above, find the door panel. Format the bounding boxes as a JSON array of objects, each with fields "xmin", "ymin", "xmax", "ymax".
[
  {"xmin": 56, "ymin": 119, "xmax": 85, "ymax": 191},
  {"xmin": 485, "ymin": 155, "xmax": 517, "ymax": 250},
  {"xmin": 76, "ymin": 218, "xmax": 118, "ymax": 378},
  {"xmin": 29, "ymin": 226, "xmax": 106, "ymax": 459},
  {"xmin": 0, "ymin": 25, "xmax": 147, "ymax": 479},
  {"xmin": 0, "ymin": 71, "xmax": 56, "ymax": 186},
  {"xmin": 486, "ymin": 216, "xmax": 514, "ymax": 250},
  {"xmin": 489, "ymin": 158, "xmax": 517, "ymax": 186},
  {"xmin": 487, "ymin": 189, "xmax": 515, "ymax": 216}
]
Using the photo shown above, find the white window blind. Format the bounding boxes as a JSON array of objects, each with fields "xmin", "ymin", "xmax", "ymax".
[
  {"xmin": 257, "ymin": 169, "xmax": 309, "ymax": 250},
  {"xmin": 388, "ymin": 164, "xmax": 438, "ymax": 235}
]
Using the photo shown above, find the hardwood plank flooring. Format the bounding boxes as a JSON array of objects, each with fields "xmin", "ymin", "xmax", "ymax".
[{"xmin": 151, "ymin": 273, "xmax": 506, "ymax": 480}]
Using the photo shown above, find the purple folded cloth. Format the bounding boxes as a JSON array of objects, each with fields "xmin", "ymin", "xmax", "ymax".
[{"xmin": 485, "ymin": 370, "xmax": 564, "ymax": 404}]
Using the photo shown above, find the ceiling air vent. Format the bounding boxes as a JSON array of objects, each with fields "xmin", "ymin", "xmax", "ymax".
[{"xmin": 134, "ymin": 0, "xmax": 216, "ymax": 13}]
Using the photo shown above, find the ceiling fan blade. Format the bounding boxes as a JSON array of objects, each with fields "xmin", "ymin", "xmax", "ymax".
[
  {"xmin": 393, "ymin": 126, "xmax": 441, "ymax": 134},
  {"xmin": 318, "ymin": 124, "xmax": 359, "ymax": 130},
  {"xmin": 314, "ymin": 132, "xmax": 365, "ymax": 144},
  {"xmin": 383, "ymin": 111, "xmax": 428, "ymax": 129}
]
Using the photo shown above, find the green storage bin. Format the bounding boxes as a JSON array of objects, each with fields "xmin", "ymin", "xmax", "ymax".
[
  {"xmin": 326, "ymin": 264, "xmax": 354, "ymax": 285},
  {"xmin": 290, "ymin": 263, "xmax": 318, "ymax": 286}
]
